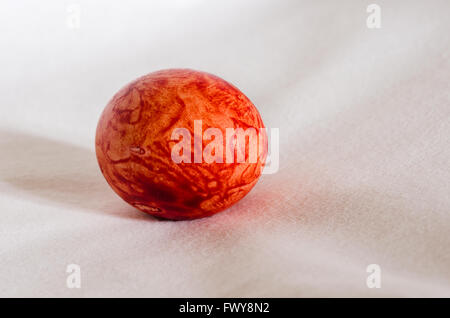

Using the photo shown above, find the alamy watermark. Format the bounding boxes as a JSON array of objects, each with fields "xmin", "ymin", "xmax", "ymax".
[
  {"xmin": 66, "ymin": 4, "xmax": 81, "ymax": 30},
  {"xmin": 66, "ymin": 264, "xmax": 81, "ymax": 289},
  {"xmin": 170, "ymin": 120, "xmax": 279, "ymax": 174},
  {"xmin": 366, "ymin": 4, "xmax": 381, "ymax": 29},
  {"xmin": 366, "ymin": 264, "xmax": 381, "ymax": 288}
]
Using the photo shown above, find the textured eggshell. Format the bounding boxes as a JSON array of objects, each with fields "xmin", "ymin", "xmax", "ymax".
[{"xmin": 95, "ymin": 69, "xmax": 267, "ymax": 220}]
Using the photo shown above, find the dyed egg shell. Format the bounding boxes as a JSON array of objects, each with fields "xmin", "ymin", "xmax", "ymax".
[{"xmin": 95, "ymin": 69, "xmax": 266, "ymax": 220}]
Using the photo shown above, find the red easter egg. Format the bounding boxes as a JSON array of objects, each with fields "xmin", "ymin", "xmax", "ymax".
[{"xmin": 95, "ymin": 69, "xmax": 267, "ymax": 220}]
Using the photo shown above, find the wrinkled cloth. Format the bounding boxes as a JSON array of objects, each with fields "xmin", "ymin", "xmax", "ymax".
[{"xmin": 0, "ymin": 0, "xmax": 449, "ymax": 297}]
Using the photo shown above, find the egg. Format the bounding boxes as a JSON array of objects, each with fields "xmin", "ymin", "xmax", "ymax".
[{"xmin": 95, "ymin": 69, "xmax": 267, "ymax": 220}]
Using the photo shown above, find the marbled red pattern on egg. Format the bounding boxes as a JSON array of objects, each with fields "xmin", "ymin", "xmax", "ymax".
[{"xmin": 95, "ymin": 69, "xmax": 267, "ymax": 220}]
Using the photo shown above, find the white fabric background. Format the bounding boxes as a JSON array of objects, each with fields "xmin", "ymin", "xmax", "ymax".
[{"xmin": 1, "ymin": 0, "xmax": 449, "ymax": 297}]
